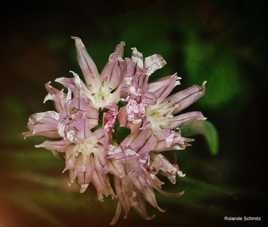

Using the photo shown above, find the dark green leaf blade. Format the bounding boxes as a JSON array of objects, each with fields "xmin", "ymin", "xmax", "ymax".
[{"xmin": 181, "ymin": 120, "xmax": 219, "ymax": 155}]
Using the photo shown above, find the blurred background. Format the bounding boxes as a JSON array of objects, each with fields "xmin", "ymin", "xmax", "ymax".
[{"xmin": 0, "ymin": 0, "xmax": 267, "ymax": 226}]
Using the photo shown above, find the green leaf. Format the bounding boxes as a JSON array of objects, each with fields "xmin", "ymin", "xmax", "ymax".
[
  {"xmin": 181, "ymin": 120, "xmax": 219, "ymax": 155},
  {"xmin": 158, "ymin": 176, "xmax": 236, "ymax": 217},
  {"xmin": 117, "ymin": 100, "xmax": 127, "ymax": 108},
  {"xmin": 184, "ymin": 32, "xmax": 242, "ymax": 109},
  {"xmin": 113, "ymin": 126, "xmax": 131, "ymax": 144}
]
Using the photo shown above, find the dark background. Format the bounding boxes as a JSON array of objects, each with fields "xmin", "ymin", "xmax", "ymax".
[{"xmin": 0, "ymin": 0, "xmax": 267, "ymax": 226}]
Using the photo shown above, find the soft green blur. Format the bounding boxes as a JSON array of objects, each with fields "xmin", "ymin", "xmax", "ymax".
[{"xmin": 0, "ymin": 1, "xmax": 265, "ymax": 226}]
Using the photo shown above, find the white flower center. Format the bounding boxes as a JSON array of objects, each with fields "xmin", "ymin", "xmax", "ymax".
[
  {"xmin": 73, "ymin": 137, "xmax": 101, "ymax": 156},
  {"xmin": 86, "ymin": 81, "xmax": 120, "ymax": 109},
  {"xmin": 146, "ymin": 103, "xmax": 173, "ymax": 131}
]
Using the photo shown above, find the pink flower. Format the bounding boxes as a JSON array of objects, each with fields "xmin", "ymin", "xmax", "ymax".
[
  {"xmin": 103, "ymin": 104, "xmax": 118, "ymax": 135},
  {"xmin": 63, "ymin": 129, "xmax": 114, "ymax": 198},
  {"xmin": 23, "ymin": 81, "xmax": 98, "ymax": 151},
  {"xmin": 56, "ymin": 37, "xmax": 126, "ymax": 110},
  {"xmin": 24, "ymin": 37, "xmax": 207, "ymax": 225},
  {"xmin": 106, "ymin": 129, "xmax": 187, "ymax": 223},
  {"xmin": 120, "ymin": 47, "xmax": 206, "ymax": 147}
]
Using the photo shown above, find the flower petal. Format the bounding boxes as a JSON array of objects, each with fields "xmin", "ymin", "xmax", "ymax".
[
  {"xmin": 101, "ymin": 41, "xmax": 125, "ymax": 89},
  {"xmin": 118, "ymin": 107, "xmax": 128, "ymax": 127},
  {"xmin": 148, "ymin": 73, "xmax": 180, "ymax": 103},
  {"xmin": 167, "ymin": 82, "xmax": 206, "ymax": 114},
  {"xmin": 151, "ymin": 154, "xmax": 183, "ymax": 184},
  {"xmin": 143, "ymin": 188, "xmax": 165, "ymax": 212},
  {"xmin": 129, "ymin": 129, "xmax": 152, "ymax": 151},
  {"xmin": 54, "ymin": 76, "xmax": 81, "ymax": 98},
  {"xmin": 24, "ymin": 111, "xmax": 60, "ymax": 138},
  {"xmin": 44, "ymin": 82, "xmax": 66, "ymax": 112},
  {"xmin": 168, "ymin": 111, "xmax": 206, "ymax": 129},
  {"xmin": 108, "ymin": 160, "xmax": 125, "ymax": 178},
  {"xmin": 138, "ymin": 135, "xmax": 157, "ymax": 155},
  {"xmin": 71, "ymin": 36, "xmax": 100, "ymax": 86},
  {"xmin": 110, "ymin": 203, "xmax": 122, "ymax": 225},
  {"xmin": 144, "ymin": 54, "xmax": 167, "ymax": 76},
  {"xmin": 35, "ymin": 139, "xmax": 69, "ymax": 151},
  {"xmin": 131, "ymin": 47, "xmax": 143, "ymax": 68}
]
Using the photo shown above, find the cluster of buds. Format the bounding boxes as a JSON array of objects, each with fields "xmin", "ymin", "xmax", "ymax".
[{"xmin": 23, "ymin": 37, "xmax": 206, "ymax": 224}]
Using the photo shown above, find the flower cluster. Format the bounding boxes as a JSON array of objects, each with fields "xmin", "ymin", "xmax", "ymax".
[{"xmin": 23, "ymin": 37, "xmax": 206, "ymax": 224}]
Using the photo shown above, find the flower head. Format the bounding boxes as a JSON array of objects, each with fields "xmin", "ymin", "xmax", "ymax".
[{"xmin": 24, "ymin": 37, "xmax": 206, "ymax": 225}]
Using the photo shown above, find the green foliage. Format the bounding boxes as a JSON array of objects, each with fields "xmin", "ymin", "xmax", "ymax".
[
  {"xmin": 112, "ymin": 121, "xmax": 131, "ymax": 144},
  {"xmin": 181, "ymin": 120, "xmax": 219, "ymax": 155},
  {"xmin": 119, "ymin": 12, "xmax": 172, "ymax": 58},
  {"xmin": 11, "ymin": 149, "xmax": 62, "ymax": 171},
  {"xmin": 184, "ymin": 32, "xmax": 242, "ymax": 109},
  {"xmin": 1, "ymin": 97, "xmax": 27, "ymax": 144},
  {"xmin": 117, "ymin": 100, "xmax": 127, "ymax": 108}
]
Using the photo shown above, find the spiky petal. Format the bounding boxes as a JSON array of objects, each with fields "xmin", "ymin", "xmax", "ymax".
[{"xmin": 24, "ymin": 38, "xmax": 207, "ymax": 225}]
